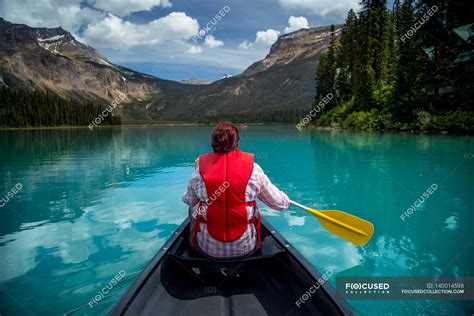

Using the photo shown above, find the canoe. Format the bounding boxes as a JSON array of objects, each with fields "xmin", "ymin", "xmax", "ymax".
[{"xmin": 111, "ymin": 218, "xmax": 354, "ymax": 315}]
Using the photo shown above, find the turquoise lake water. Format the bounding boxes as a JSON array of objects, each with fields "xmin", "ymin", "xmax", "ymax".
[{"xmin": 0, "ymin": 126, "xmax": 473, "ymax": 315}]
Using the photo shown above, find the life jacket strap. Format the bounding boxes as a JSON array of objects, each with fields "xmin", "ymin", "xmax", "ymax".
[
  {"xmin": 191, "ymin": 201, "xmax": 206, "ymax": 250},
  {"xmin": 248, "ymin": 200, "xmax": 262, "ymax": 249}
]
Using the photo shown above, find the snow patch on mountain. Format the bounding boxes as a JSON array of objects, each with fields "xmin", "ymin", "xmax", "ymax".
[{"xmin": 37, "ymin": 35, "xmax": 65, "ymax": 42}]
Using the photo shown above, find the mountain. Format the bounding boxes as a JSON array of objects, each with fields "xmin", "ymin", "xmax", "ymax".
[
  {"xmin": 242, "ymin": 27, "xmax": 340, "ymax": 77},
  {"xmin": 152, "ymin": 26, "xmax": 342, "ymax": 121},
  {"xmin": 0, "ymin": 18, "xmax": 340, "ymax": 122},
  {"xmin": 180, "ymin": 78, "xmax": 210, "ymax": 85},
  {"xmin": 0, "ymin": 17, "xmax": 199, "ymax": 122}
]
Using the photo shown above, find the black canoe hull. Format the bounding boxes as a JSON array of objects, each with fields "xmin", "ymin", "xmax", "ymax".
[{"xmin": 111, "ymin": 218, "xmax": 354, "ymax": 316}]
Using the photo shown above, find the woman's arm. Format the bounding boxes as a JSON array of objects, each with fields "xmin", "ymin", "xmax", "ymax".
[
  {"xmin": 254, "ymin": 164, "xmax": 290, "ymax": 210},
  {"xmin": 182, "ymin": 168, "xmax": 200, "ymax": 207}
]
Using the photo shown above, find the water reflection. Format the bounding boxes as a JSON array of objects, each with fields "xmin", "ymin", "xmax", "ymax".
[
  {"xmin": 0, "ymin": 126, "xmax": 473, "ymax": 315},
  {"xmin": 0, "ymin": 127, "xmax": 214, "ymax": 235},
  {"xmin": 302, "ymin": 130, "xmax": 474, "ymax": 314}
]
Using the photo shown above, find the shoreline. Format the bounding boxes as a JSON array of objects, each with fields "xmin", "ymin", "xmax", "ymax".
[
  {"xmin": 0, "ymin": 122, "xmax": 272, "ymax": 131},
  {"xmin": 306, "ymin": 125, "xmax": 474, "ymax": 136},
  {"xmin": 0, "ymin": 123, "xmax": 472, "ymax": 135},
  {"xmin": 0, "ymin": 123, "xmax": 202, "ymax": 131}
]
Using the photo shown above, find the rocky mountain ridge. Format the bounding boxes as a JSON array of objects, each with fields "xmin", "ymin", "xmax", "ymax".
[{"xmin": 0, "ymin": 17, "xmax": 341, "ymax": 122}]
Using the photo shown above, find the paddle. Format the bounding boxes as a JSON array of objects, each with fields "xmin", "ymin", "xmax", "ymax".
[{"xmin": 289, "ymin": 200, "xmax": 374, "ymax": 246}]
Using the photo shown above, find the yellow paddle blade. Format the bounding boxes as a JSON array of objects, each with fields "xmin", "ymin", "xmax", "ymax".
[{"xmin": 306, "ymin": 208, "xmax": 374, "ymax": 246}]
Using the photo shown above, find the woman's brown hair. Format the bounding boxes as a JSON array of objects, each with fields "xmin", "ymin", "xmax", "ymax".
[{"xmin": 211, "ymin": 122, "xmax": 239, "ymax": 153}]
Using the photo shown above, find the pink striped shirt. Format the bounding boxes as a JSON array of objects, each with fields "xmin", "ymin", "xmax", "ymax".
[{"xmin": 182, "ymin": 162, "xmax": 289, "ymax": 258}]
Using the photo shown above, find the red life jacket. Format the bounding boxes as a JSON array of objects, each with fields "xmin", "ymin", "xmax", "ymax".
[{"xmin": 191, "ymin": 150, "xmax": 261, "ymax": 250}]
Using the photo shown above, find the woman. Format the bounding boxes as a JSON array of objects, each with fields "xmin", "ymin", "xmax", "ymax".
[{"xmin": 182, "ymin": 122, "xmax": 289, "ymax": 258}]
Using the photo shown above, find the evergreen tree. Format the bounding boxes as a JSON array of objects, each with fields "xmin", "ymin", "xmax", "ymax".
[
  {"xmin": 310, "ymin": 0, "xmax": 473, "ymax": 131},
  {"xmin": 391, "ymin": 0, "xmax": 425, "ymax": 120},
  {"xmin": 336, "ymin": 9, "xmax": 359, "ymax": 101},
  {"xmin": 315, "ymin": 25, "xmax": 338, "ymax": 104},
  {"xmin": 0, "ymin": 88, "xmax": 122, "ymax": 128}
]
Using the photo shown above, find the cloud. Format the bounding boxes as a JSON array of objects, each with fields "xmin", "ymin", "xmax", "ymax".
[
  {"xmin": 238, "ymin": 28, "xmax": 281, "ymax": 50},
  {"xmin": 278, "ymin": 0, "xmax": 360, "ymax": 19},
  {"xmin": 0, "ymin": 0, "xmax": 324, "ymax": 81},
  {"xmin": 186, "ymin": 46, "xmax": 202, "ymax": 54},
  {"xmin": 105, "ymin": 39, "xmax": 268, "ymax": 74},
  {"xmin": 284, "ymin": 16, "xmax": 309, "ymax": 33},
  {"xmin": 204, "ymin": 35, "xmax": 224, "ymax": 48},
  {"xmin": 1, "ymin": 1, "xmax": 196, "ymax": 51},
  {"xmin": 83, "ymin": 12, "xmax": 199, "ymax": 50},
  {"xmin": 443, "ymin": 215, "xmax": 459, "ymax": 231},
  {"xmin": 285, "ymin": 213, "xmax": 306, "ymax": 226},
  {"xmin": 255, "ymin": 29, "xmax": 281, "ymax": 46},
  {"xmin": 238, "ymin": 40, "xmax": 253, "ymax": 50},
  {"xmin": 0, "ymin": 0, "xmax": 104, "ymax": 33},
  {"xmin": 92, "ymin": 0, "xmax": 172, "ymax": 17}
]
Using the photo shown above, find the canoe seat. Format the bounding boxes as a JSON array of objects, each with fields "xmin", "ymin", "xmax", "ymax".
[{"xmin": 166, "ymin": 231, "xmax": 287, "ymax": 267}]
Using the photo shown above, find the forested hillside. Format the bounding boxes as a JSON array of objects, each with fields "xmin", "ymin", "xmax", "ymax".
[
  {"xmin": 0, "ymin": 88, "xmax": 121, "ymax": 128},
  {"xmin": 311, "ymin": 0, "xmax": 474, "ymax": 132}
]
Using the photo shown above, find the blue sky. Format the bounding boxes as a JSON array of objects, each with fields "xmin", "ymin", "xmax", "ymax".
[{"xmin": 0, "ymin": 0, "xmax": 362, "ymax": 82}]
